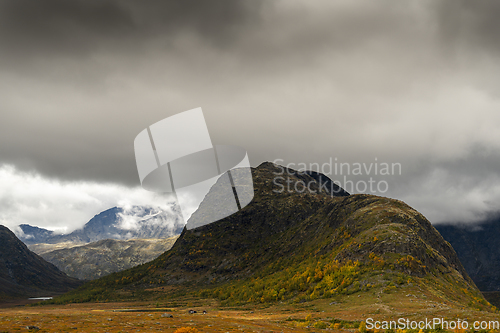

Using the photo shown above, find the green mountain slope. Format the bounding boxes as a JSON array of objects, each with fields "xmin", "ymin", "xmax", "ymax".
[{"xmin": 54, "ymin": 163, "xmax": 490, "ymax": 311}]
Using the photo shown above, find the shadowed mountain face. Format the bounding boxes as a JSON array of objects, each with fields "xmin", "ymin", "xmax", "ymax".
[
  {"xmin": 0, "ymin": 225, "xmax": 81, "ymax": 299},
  {"xmin": 18, "ymin": 206, "xmax": 184, "ymax": 245},
  {"xmin": 185, "ymin": 166, "xmax": 349, "ymax": 230},
  {"xmin": 57, "ymin": 163, "xmax": 486, "ymax": 309},
  {"xmin": 436, "ymin": 220, "xmax": 500, "ymax": 291},
  {"xmin": 17, "ymin": 224, "xmax": 55, "ymax": 244}
]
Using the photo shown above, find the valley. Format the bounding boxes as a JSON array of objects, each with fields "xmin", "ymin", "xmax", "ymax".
[{"xmin": 1, "ymin": 290, "xmax": 499, "ymax": 332}]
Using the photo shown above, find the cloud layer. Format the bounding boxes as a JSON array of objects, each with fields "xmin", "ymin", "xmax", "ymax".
[
  {"xmin": 1, "ymin": 0, "xmax": 500, "ymax": 225},
  {"xmin": 0, "ymin": 165, "xmax": 176, "ymax": 233}
]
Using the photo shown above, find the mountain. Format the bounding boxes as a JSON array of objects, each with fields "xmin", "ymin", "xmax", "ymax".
[
  {"xmin": 436, "ymin": 220, "xmax": 500, "ymax": 292},
  {"xmin": 17, "ymin": 224, "xmax": 55, "ymax": 244},
  {"xmin": 186, "ymin": 165, "xmax": 349, "ymax": 230},
  {"xmin": 15, "ymin": 206, "xmax": 184, "ymax": 282},
  {"xmin": 18, "ymin": 205, "xmax": 184, "ymax": 245},
  {"xmin": 54, "ymin": 163, "xmax": 489, "ymax": 311},
  {"xmin": 0, "ymin": 225, "xmax": 81, "ymax": 299},
  {"xmin": 40, "ymin": 237, "xmax": 179, "ymax": 280}
]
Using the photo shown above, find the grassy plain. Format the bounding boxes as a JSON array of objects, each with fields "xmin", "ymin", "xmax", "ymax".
[{"xmin": 1, "ymin": 284, "xmax": 499, "ymax": 333}]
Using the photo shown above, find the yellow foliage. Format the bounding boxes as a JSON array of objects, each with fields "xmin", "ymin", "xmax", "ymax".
[
  {"xmin": 295, "ymin": 321, "xmax": 309, "ymax": 328},
  {"xmin": 332, "ymin": 322, "xmax": 342, "ymax": 329},
  {"xmin": 369, "ymin": 252, "xmax": 385, "ymax": 266},
  {"xmin": 174, "ymin": 328, "xmax": 200, "ymax": 333},
  {"xmin": 313, "ymin": 321, "xmax": 328, "ymax": 329}
]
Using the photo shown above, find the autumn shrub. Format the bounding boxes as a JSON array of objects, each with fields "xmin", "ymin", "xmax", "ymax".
[
  {"xmin": 173, "ymin": 327, "xmax": 200, "ymax": 333},
  {"xmin": 313, "ymin": 321, "xmax": 328, "ymax": 329},
  {"xmin": 359, "ymin": 321, "xmax": 367, "ymax": 333}
]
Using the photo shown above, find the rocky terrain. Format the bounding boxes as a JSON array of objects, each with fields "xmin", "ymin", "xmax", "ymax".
[{"xmin": 40, "ymin": 236, "xmax": 179, "ymax": 280}]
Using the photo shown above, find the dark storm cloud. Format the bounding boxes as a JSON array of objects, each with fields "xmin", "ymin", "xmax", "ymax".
[
  {"xmin": 1, "ymin": 0, "xmax": 500, "ymax": 226},
  {"xmin": 0, "ymin": 0, "xmax": 265, "ymax": 186},
  {"xmin": 435, "ymin": 0, "xmax": 500, "ymax": 56},
  {"xmin": 0, "ymin": 0, "xmax": 134, "ymax": 58},
  {"xmin": 0, "ymin": 0, "xmax": 264, "ymax": 61}
]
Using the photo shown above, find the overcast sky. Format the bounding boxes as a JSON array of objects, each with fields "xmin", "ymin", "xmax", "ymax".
[{"xmin": 1, "ymin": 0, "xmax": 500, "ymax": 232}]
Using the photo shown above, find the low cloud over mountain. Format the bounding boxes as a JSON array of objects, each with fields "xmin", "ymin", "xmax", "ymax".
[{"xmin": 0, "ymin": 165, "xmax": 179, "ymax": 233}]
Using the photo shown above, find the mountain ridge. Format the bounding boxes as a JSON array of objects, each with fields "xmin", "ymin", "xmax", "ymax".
[{"xmin": 51, "ymin": 162, "xmax": 489, "ymax": 312}]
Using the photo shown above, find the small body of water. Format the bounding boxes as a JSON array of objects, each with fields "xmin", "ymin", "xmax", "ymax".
[{"xmin": 28, "ymin": 297, "xmax": 53, "ymax": 301}]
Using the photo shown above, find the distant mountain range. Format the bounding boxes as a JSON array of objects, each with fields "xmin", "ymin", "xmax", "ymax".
[
  {"xmin": 14, "ymin": 205, "xmax": 184, "ymax": 281},
  {"xmin": 0, "ymin": 225, "xmax": 81, "ymax": 299},
  {"xmin": 18, "ymin": 205, "xmax": 185, "ymax": 245},
  {"xmin": 56, "ymin": 163, "xmax": 489, "ymax": 312},
  {"xmin": 40, "ymin": 237, "xmax": 179, "ymax": 280}
]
